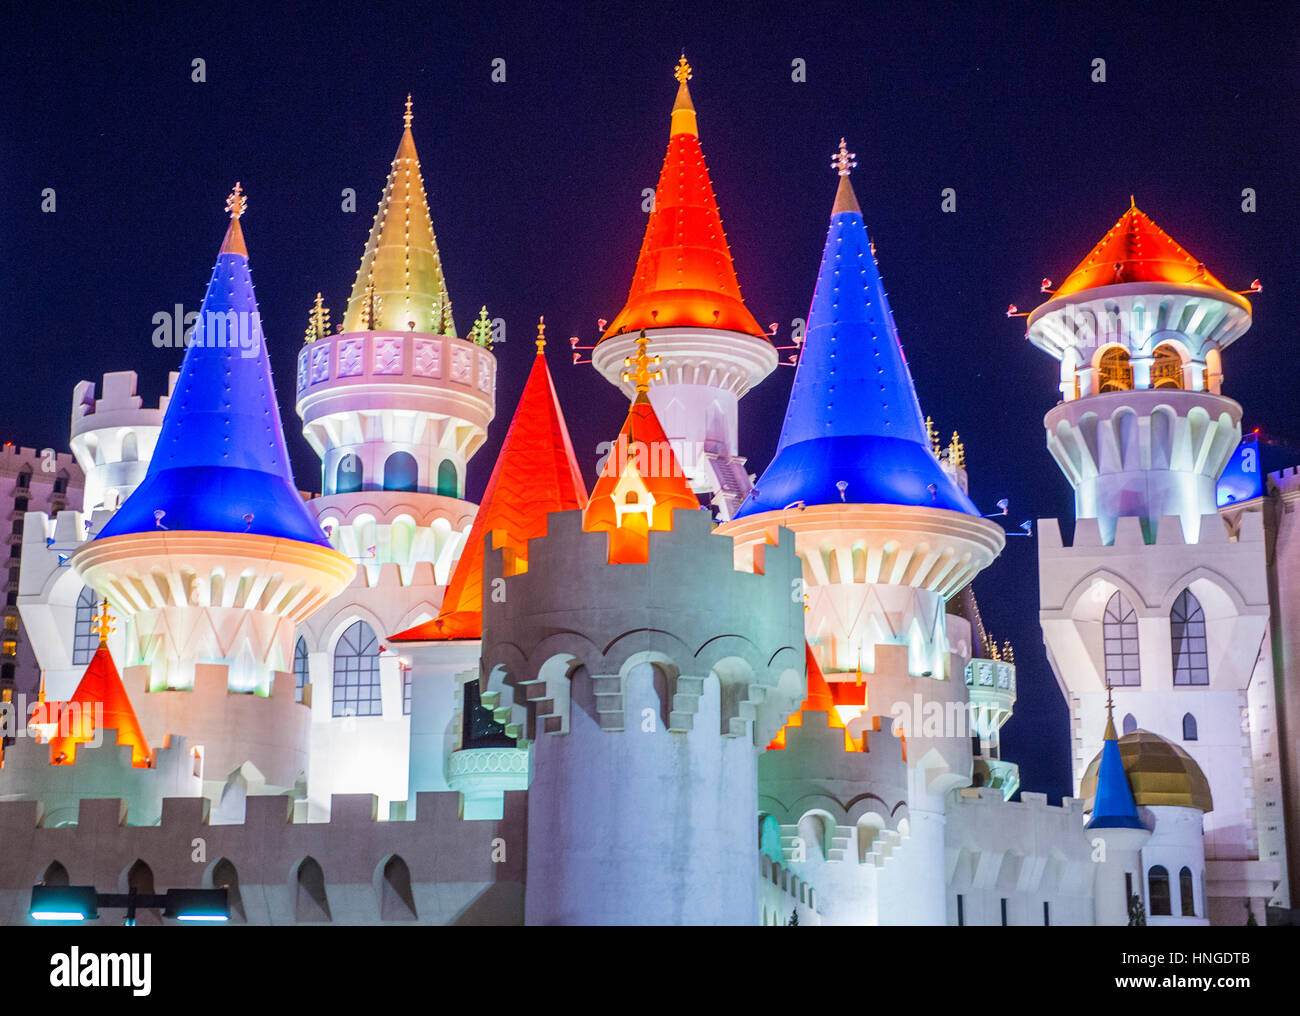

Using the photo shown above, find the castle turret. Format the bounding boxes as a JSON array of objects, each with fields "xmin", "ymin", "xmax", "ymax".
[
  {"xmin": 70, "ymin": 371, "xmax": 176, "ymax": 515},
  {"xmin": 391, "ymin": 326, "xmax": 587, "ymax": 816},
  {"xmin": 479, "ymin": 343, "xmax": 805, "ymax": 924},
  {"xmin": 591, "ymin": 56, "xmax": 777, "ymax": 520},
  {"xmin": 68, "ymin": 185, "xmax": 355, "ymax": 798}
]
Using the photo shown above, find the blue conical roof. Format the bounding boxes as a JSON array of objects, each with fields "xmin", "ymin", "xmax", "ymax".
[
  {"xmin": 735, "ymin": 170, "xmax": 975, "ymax": 518},
  {"xmin": 95, "ymin": 193, "xmax": 329, "ymax": 547},
  {"xmin": 1086, "ymin": 709, "xmax": 1144, "ymax": 830}
]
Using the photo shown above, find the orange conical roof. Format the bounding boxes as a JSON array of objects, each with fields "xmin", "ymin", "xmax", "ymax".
[
  {"xmin": 1052, "ymin": 199, "xmax": 1236, "ymax": 298},
  {"xmin": 44, "ymin": 642, "xmax": 152, "ymax": 768},
  {"xmin": 583, "ymin": 335, "xmax": 699, "ymax": 563},
  {"xmin": 767, "ymin": 644, "xmax": 862, "ymax": 753},
  {"xmin": 600, "ymin": 57, "xmax": 766, "ymax": 341},
  {"xmin": 390, "ymin": 331, "xmax": 588, "ymax": 640}
]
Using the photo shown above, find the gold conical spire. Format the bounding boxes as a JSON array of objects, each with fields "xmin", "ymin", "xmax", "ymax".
[
  {"xmin": 342, "ymin": 96, "xmax": 455, "ymax": 335},
  {"xmin": 220, "ymin": 182, "xmax": 248, "ymax": 257},
  {"xmin": 670, "ymin": 54, "xmax": 698, "ymax": 138},
  {"xmin": 831, "ymin": 139, "xmax": 861, "ymax": 216}
]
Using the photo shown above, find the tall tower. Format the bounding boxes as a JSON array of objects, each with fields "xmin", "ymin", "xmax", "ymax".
[
  {"xmin": 591, "ymin": 56, "xmax": 776, "ymax": 520},
  {"xmin": 720, "ymin": 144, "xmax": 1005, "ymax": 923},
  {"xmin": 1030, "ymin": 200, "xmax": 1286, "ymax": 919},
  {"xmin": 70, "ymin": 186, "xmax": 355, "ymax": 800},
  {"xmin": 292, "ymin": 99, "xmax": 498, "ymax": 814}
]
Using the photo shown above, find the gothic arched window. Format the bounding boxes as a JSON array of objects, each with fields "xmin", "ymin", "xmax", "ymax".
[
  {"xmin": 1171, "ymin": 589, "xmax": 1209, "ymax": 685},
  {"xmin": 1122, "ymin": 713, "xmax": 1137, "ymax": 735},
  {"xmin": 332, "ymin": 620, "xmax": 381, "ymax": 717},
  {"xmin": 1103, "ymin": 592, "xmax": 1141, "ymax": 687},
  {"xmin": 293, "ymin": 636, "xmax": 309, "ymax": 703},
  {"xmin": 72, "ymin": 587, "xmax": 100, "ymax": 665},
  {"xmin": 1179, "ymin": 866, "xmax": 1196, "ymax": 917},
  {"xmin": 1148, "ymin": 865, "xmax": 1171, "ymax": 917},
  {"xmin": 1182, "ymin": 712, "xmax": 1198, "ymax": 741}
]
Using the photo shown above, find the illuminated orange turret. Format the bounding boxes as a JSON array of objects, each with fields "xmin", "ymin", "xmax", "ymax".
[
  {"xmin": 767, "ymin": 644, "xmax": 863, "ymax": 753},
  {"xmin": 40, "ymin": 603, "xmax": 152, "ymax": 768},
  {"xmin": 584, "ymin": 332, "xmax": 699, "ymax": 563},
  {"xmin": 390, "ymin": 319, "xmax": 588, "ymax": 640}
]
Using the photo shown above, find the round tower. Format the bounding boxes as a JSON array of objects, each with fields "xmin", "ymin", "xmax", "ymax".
[
  {"xmin": 69, "ymin": 186, "xmax": 355, "ymax": 798},
  {"xmin": 591, "ymin": 56, "xmax": 776, "ymax": 521},
  {"xmin": 1026, "ymin": 198, "xmax": 1252, "ymax": 544},
  {"xmin": 69, "ymin": 370, "xmax": 176, "ymax": 514},
  {"xmin": 479, "ymin": 352, "xmax": 805, "ymax": 925}
]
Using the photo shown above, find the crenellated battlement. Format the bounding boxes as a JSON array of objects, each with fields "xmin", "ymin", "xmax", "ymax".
[
  {"xmin": 480, "ymin": 507, "xmax": 806, "ymax": 746},
  {"xmin": 0, "ymin": 790, "xmax": 526, "ymax": 925},
  {"xmin": 69, "ymin": 371, "xmax": 176, "ymax": 512},
  {"xmin": 71, "ymin": 370, "xmax": 175, "ymax": 432},
  {"xmin": 1036, "ymin": 511, "xmax": 1261, "ymax": 551}
]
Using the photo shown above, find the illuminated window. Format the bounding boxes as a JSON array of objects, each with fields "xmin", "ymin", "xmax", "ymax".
[
  {"xmin": 332, "ymin": 620, "xmax": 380, "ymax": 717},
  {"xmin": 3, "ymin": 614, "xmax": 17, "ymax": 631},
  {"xmin": 1103, "ymin": 592, "xmax": 1140, "ymax": 686},
  {"xmin": 1098, "ymin": 347, "xmax": 1133, "ymax": 392},
  {"xmin": 1148, "ymin": 865, "xmax": 1171, "ymax": 916},
  {"xmin": 293, "ymin": 636, "xmax": 309, "ymax": 703},
  {"xmin": 72, "ymin": 586, "xmax": 100, "ymax": 665},
  {"xmin": 2, "ymin": 641, "xmax": 15, "ymax": 657},
  {"xmin": 1151, "ymin": 344, "xmax": 1184, "ymax": 389},
  {"xmin": 1171, "ymin": 589, "xmax": 1209, "ymax": 685}
]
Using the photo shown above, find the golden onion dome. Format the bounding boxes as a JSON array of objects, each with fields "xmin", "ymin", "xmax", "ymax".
[{"xmin": 1080, "ymin": 729, "xmax": 1213, "ymax": 813}]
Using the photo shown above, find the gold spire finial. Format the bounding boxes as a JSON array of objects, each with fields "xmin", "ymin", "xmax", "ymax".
[
  {"xmin": 306, "ymin": 292, "xmax": 331, "ymax": 343},
  {"xmin": 925, "ymin": 416, "xmax": 940, "ymax": 456},
  {"xmin": 622, "ymin": 329, "xmax": 662, "ymax": 396},
  {"xmin": 670, "ymin": 54, "xmax": 698, "ymax": 137},
  {"xmin": 674, "ymin": 54, "xmax": 692, "ymax": 83},
  {"xmin": 1130, "ymin": 194, "xmax": 1136, "ymax": 209},
  {"xmin": 832, "ymin": 138, "xmax": 857, "ymax": 177},
  {"xmin": 404, "ymin": 94, "xmax": 413, "ymax": 130},
  {"xmin": 91, "ymin": 600, "xmax": 115, "ymax": 647},
  {"xmin": 535, "ymin": 315, "xmax": 546, "ymax": 354},
  {"xmin": 1103, "ymin": 681, "xmax": 1117, "ymax": 740},
  {"xmin": 225, "ymin": 181, "xmax": 247, "ymax": 220},
  {"xmin": 949, "ymin": 430, "xmax": 965, "ymax": 469}
]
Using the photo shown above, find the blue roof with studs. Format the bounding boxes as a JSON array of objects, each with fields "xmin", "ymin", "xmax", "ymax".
[
  {"xmin": 735, "ymin": 171, "xmax": 976, "ymax": 518},
  {"xmin": 94, "ymin": 202, "xmax": 330, "ymax": 547}
]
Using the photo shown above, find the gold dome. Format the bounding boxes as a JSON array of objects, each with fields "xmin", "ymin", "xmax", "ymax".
[{"xmin": 1080, "ymin": 730, "xmax": 1213, "ymax": 813}]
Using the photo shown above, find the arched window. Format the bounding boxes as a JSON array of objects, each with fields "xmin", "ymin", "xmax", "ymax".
[
  {"xmin": 1171, "ymin": 589, "xmax": 1209, "ymax": 685},
  {"xmin": 1122, "ymin": 713, "xmax": 1137, "ymax": 735},
  {"xmin": 126, "ymin": 859, "xmax": 160, "ymax": 925},
  {"xmin": 210, "ymin": 857, "xmax": 246, "ymax": 923},
  {"xmin": 379, "ymin": 855, "xmax": 417, "ymax": 920},
  {"xmin": 1179, "ymin": 866, "xmax": 1195, "ymax": 917},
  {"xmin": 436, "ymin": 459, "xmax": 458, "ymax": 498},
  {"xmin": 1103, "ymin": 592, "xmax": 1141, "ymax": 686},
  {"xmin": 1182, "ymin": 712, "xmax": 1198, "ymax": 741},
  {"xmin": 42, "ymin": 860, "xmax": 69, "ymax": 886},
  {"xmin": 383, "ymin": 451, "xmax": 418, "ymax": 492},
  {"xmin": 332, "ymin": 620, "xmax": 381, "ymax": 717},
  {"xmin": 335, "ymin": 453, "xmax": 363, "ymax": 494},
  {"xmin": 1148, "ymin": 865, "xmax": 1171, "ymax": 916},
  {"xmin": 72, "ymin": 587, "xmax": 100, "ymax": 665},
  {"xmin": 1098, "ymin": 347, "xmax": 1133, "ymax": 392},
  {"xmin": 1151, "ymin": 344, "xmax": 1184, "ymax": 389},
  {"xmin": 293, "ymin": 636, "xmax": 309, "ymax": 703},
  {"xmin": 294, "ymin": 857, "xmax": 331, "ymax": 922}
]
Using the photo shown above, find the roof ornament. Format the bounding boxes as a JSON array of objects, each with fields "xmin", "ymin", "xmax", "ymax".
[
  {"xmin": 1103, "ymin": 681, "xmax": 1117, "ymax": 740},
  {"xmin": 225, "ymin": 181, "xmax": 247, "ymax": 220},
  {"xmin": 832, "ymin": 137, "xmax": 857, "ymax": 177},
  {"xmin": 404, "ymin": 94, "xmax": 413, "ymax": 130},
  {"xmin": 91, "ymin": 600, "xmax": 115, "ymax": 647},
  {"xmin": 674, "ymin": 53, "xmax": 692, "ymax": 83},
  {"xmin": 535, "ymin": 315, "xmax": 547, "ymax": 354},
  {"xmin": 622, "ymin": 329, "xmax": 663, "ymax": 395},
  {"xmin": 305, "ymin": 292, "xmax": 331, "ymax": 343}
]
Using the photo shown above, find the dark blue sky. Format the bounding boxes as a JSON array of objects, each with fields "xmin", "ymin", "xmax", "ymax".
[{"xmin": 5, "ymin": 1, "xmax": 1297, "ymax": 802}]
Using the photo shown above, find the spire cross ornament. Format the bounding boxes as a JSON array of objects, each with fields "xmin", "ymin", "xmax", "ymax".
[
  {"xmin": 404, "ymin": 94, "xmax": 413, "ymax": 130},
  {"xmin": 91, "ymin": 600, "xmax": 115, "ymax": 646},
  {"xmin": 674, "ymin": 54, "xmax": 692, "ymax": 83},
  {"xmin": 536, "ymin": 315, "xmax": 546, "ymax": 354},
  {"xmin": 622, "ymin": 330, "xmax": 662, "ymax": 393},
  {"xmin": 225, "ymin": 181, "xmax": 247, "ymax": 220},
  {"xmin": 832, "ymin": 138, "xmax": 857, "ymax": 177}
]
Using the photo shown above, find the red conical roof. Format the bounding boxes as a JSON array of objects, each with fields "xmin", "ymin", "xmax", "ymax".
[
  {"xmin": 600, "ymin": 64, "xmax": 766, "ymax": 341},
  {"xmin": 390, "ymin": 345, "xmax": 588, "ymax": 641},
  {"xmin": 44, "ymin": 644, "xmax": 152, "ymax": 768},
  {"xmin": 583, "ymin": 388, "xmax": 699, "ymax": 564},
  {"xmin": 767, "ymin": 644, "xmax": 862, "ymax": 753},
  {"xmin": 1052, "ymin": 200, "xmax": 1236, "ymax": 298}
]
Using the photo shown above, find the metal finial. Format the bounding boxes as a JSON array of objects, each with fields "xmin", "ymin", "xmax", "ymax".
[
  {"xmin": 91, "ymin": 600, "xmax": 115, "ymax": 646},
  {"xmin": 225, "ymin": 181, "xmax": 247, "ymax": 220},
  {"xmin": 832, "ymin": 138, "xmax": 857, "ymax": 177},
  {"xmin": 622, "ymin": 329, "xmax": 662, "ymax": 393},
  {"xmin": 404, "ymin": 94, "xmax": 413, "ymax": 129},
  {"xmin": 536, "ymin": 315, "xmax": 546, "ymax": 354},
  {"xmin": 674, "ymin": 54, "xmax": 692, "ymax": 84}
]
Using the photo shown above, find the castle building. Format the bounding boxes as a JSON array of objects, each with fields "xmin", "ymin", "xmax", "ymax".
[{"xmin": 0, "ymin": 62, "xmax": 1295, "ymax": 927}]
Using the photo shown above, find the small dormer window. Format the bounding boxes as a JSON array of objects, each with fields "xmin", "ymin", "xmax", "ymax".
[{"xmin": 625, "ymin": 491, "xmax": 639, "ymax": 504}]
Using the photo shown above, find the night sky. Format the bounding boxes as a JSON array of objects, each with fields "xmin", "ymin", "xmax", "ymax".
[{"xmin": 5, "ymin": 2, "xmax": 1297, "ymax": 803}]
